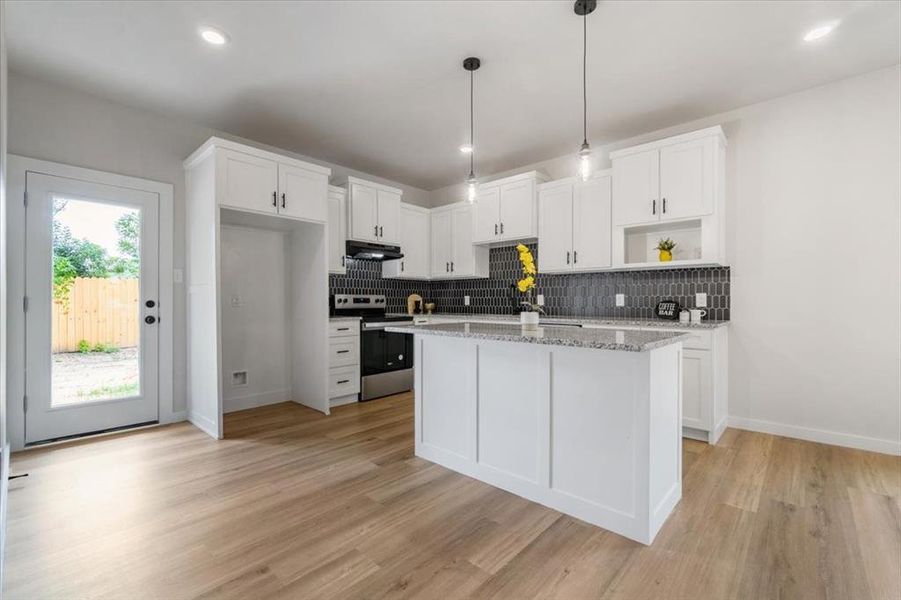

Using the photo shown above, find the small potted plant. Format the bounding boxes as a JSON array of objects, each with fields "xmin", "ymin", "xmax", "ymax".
[
  {"xmin": 515, "ymin": 244, "xmax": 544, "ymax": 330},
  {"xmin": 656, "ymin": 238, "xmax": 676, "ymax": 262}
]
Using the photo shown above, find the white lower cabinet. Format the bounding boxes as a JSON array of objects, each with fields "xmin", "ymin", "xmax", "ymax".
[{"xmin": 328, "ymin": 320, "xmax": 360, "ymax": 406}]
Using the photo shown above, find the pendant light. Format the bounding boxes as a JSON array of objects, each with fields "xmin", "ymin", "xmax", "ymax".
[
  {"xmin": 575, "ymin": 0, "xmax": 596, "ymax": 181},
  {"xmin": 463, "ymin": 57, "xmax": 481, "ymax": 203}
]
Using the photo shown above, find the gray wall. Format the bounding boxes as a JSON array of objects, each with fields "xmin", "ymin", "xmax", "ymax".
[{"xmin": 6, "ymin": 71, "xmax": 432, "ymax": 414}]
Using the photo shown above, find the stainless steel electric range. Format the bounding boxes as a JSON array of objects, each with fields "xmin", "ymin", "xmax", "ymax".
[{"xmin": 330, "ymin": 294, "xmax": 414, "ymax": 401}]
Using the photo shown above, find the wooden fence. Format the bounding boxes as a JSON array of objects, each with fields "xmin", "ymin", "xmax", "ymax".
[{"xmin": 52, "ymin": 277, "xmax": 140, "ymax": 353}]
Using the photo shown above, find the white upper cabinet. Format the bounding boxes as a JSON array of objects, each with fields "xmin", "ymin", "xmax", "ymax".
[
  {"xmin": 279, "ymin": 163, "xmax": 328, "ymax": 223},
  {"xmin": 612, "ymin": 126, "xmax": 725, "ymax": 226},
  {"xmin": 212, "ymin": 142, "xmax": 330, "ymax": 222},
  {"xmin": 472, "ymin": 171, "xmax": 547, "ymax": 245},
  {"xmin": 219, "ymin": 149, "xmax": 279, "ymax": 214},
  {"xmin": 430, "ymin": 203, "xmax": 488, "ymax": 279},
  {"xmin": 383, "ymin": 203, "xmax": 430, "ymax": 280},
  {"xmin": 327, "ymin": 186, "xmax": 347, "ymax": 274},
  {"xmin": 430, "ymin": 209, "xmax": 453, "ymax": 278},
  {"xmin": 337, "ymin": 177, "xmax": 403, "ymax": 245},
  {"xmin": 538, "ymin": 172, "xmax": 611, "ymax": 274}
]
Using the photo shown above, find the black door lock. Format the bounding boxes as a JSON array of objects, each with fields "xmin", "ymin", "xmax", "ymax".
[{"xmin": 145, "ymin": 316, "xmax": 156, "ymax": 324}]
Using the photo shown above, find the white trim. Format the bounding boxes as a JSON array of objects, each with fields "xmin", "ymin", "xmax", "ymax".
[
  {"xmin": 223, "ymin": 389, "xmax": 290, "ymax": 413},
  {"xmin": 183, "ymin": 136, "xmax": 332, "ymax": 175},
  {"xmin": 188, "ymin": 411, "xmax": 219, "ymax": 439},
  {"xmin": 728, "ymin": 417, "xmax": 901, "ymax": 456},
  {"xmin": 476, "ymin": 169, "xmax": 550, "ymax": 189},
  {"xmin": 609, "ymin": 125, "xmax": 727, "ymax": 159},
  {"xmin": 330, "ymin": 175, "xmax": 402, "ymax": 195},
  {"xmin": 6, "ymin": 155, "xmax": 178, "ymax": 451}
]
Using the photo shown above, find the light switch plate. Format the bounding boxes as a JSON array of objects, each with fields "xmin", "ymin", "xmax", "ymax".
[
  {"xmin": 537, "ymin": 294, "xmax": 545, "ymax": 306},
  {"xmin": 230, "ymin": 295, "xmax": 243, "ymax": 308},
  {"xmin": 695, "ymin": 292, "xmax": 708, "ymax": 308},
  {"xmin": 615, "ymin": 293, "xmax": 625, "ymax": 307},
  {"xmin": 464, "ymin": 295, "xmax": 470, "ymax": 306},
  {"xmin": 173, "ymin": 269, "xmax": 184, "ymax": 283}
]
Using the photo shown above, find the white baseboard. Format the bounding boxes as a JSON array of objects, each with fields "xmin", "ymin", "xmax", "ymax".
[
  {"xmin": 728, "ymin": 416, "xmax": 901, "ymax": 456},
  {"xmin": 188, "ymin": 411, "xmax": 220, "ymax": 439},
  {"xmin": 159, "ymin": 411, "xmax": 187, "ymax": 425},
  {"xmin": 224, "ymin": 389, "xmax": 290, "ymax": 414},
  {"xmin": 330, "ymin": 394, "xmax": 359, "ymax": 408}
]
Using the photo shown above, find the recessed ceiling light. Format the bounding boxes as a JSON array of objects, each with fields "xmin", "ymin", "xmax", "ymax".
[
  {"xmin": 459, "ymin": 143, "xmax": 473, "ymax": 154},
  {"xmin": 200, "ymin": 27, "xmax": 229, "ymax": 46},
  {"xmin": 803, "ymin": 22, "xmax": 838, "ymax": 42}
]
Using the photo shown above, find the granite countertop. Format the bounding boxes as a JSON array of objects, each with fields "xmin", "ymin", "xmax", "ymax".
[
  {"xmin": 329, "ymin": 316, "xmax": 361, "ymax": 323},
  {"xmin": 385, "ymin": 322, "xmax": 691, "ymax": 352},
  {"xmin": 391, "ymin": 313, "xmax": 728, "ymax": 330}
]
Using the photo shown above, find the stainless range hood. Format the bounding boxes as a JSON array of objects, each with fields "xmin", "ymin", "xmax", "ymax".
[{"xmin": 345, "ymin": 240, "xmax": 403, "ymax": 261}]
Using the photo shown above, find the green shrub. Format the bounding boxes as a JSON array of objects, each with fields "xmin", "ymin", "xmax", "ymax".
[
  {"xmin": 91, "ymin": 342, "xmax": 119, "ymax": 354},
  {"xmin": 77, "ymin": 339, "xmax": 91, "ymax": 354}
]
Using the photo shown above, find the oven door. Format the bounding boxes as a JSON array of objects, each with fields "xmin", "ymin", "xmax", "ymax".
[{"xmin": 360, "ymin": 326, "xmax": 414, "ymax": 400}]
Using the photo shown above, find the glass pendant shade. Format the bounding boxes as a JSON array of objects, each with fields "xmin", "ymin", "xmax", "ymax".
[
  {"xmin": 579, "ymin": 143, "xmax": 592, "ymax": 181},
  {"xmin": 466, "ymin": 174, "xmax": 477, "ymax": 204}
]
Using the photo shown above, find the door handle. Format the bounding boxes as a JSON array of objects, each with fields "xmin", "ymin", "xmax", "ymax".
[
  {"xmin": 272, "ymin": 191, "xmax": 277, "ymax": 207},
  {"xmin": 566, "ymin": 251, "xmax": 570, "ymax": 264},
  {"xmin": 145, "ymin": 300, "xmax": 156, "ymax": 308},
  {"xmin": 281, "ymin": 193, "xmax": 286, "ymax": 209},
  {"xmin": 144, "ymin": 315, "xmax": 157, "ymax": 325}
]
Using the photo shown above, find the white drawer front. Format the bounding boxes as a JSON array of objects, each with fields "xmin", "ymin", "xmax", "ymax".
[
  {"xmin": 329, "ymin": 367, "xmax": 360, "ymax": 398},
  {"xmin": 681, "ymin": 330, "xmax": 712, "ymax": 350},
  {"xmin": 329, "ymin": 321, "xmax": 359, "ymax": 338},
  {"xmin": 329, "ymin": 339, "xmax": 360, "ymax": 368}
]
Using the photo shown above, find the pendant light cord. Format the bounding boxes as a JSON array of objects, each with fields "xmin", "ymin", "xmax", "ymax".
[
  {"xmin": 582, "ymin": 11, "xmax": 588, "ymax": 147},
  {"xmin": 470, "ymin": 68, "xmax": 475, "ymax": 178}
]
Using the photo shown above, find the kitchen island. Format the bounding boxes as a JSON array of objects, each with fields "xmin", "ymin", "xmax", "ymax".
[{"xmin": 386, "ymin": 322, "xmax": 690, "ymax": 544}]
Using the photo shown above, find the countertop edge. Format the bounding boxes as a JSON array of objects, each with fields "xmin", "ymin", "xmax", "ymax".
[{"xmin": 389, "ymin": 313, "xmax": 729, "ymax": 330}]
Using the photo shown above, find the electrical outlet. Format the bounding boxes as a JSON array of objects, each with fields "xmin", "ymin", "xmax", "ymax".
[
  {"xmin": 537, "ymin": 294, "xmax": 545, "ymax": 306},
  {"xmin": 464, "ymin": 295, "xmax": 470, "ymax": 306},
  {"xmin": 615, "ymin": 293, "xmax": 625, "ymax": 307},
  {"xmin": 230, "ymin": 295, "xmax": 243, "ymax": 308},
  {"xmin": 695, "ymin": 292, "xmax": 708, "ymax": 308}
]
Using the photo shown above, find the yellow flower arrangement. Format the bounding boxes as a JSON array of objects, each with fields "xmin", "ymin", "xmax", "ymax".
[{"xmin": 516, "ymin": 244, "xmax": 537, "ymax": 292}]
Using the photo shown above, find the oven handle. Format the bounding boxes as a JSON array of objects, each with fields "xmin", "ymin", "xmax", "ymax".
[{"xmin": 362, "ymin": 321, "xmax": 412, "ymax": 330}]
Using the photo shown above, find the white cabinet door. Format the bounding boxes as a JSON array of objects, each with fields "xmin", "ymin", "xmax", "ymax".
[
  {"xmin": 430, "ymin": 210, "xmax": 453, "ymax": 277},
  {"xmin": 278, "ymin": 163, "xmax": 327, "ymax": 222},
  {"xmin": 573, "ymin": 174, "xmax": 612, "ymax": 271},
  {"xmin": 473, "ymin": 186, "xmax": 500, "ymax": 243},
  {"xmin": 219, "ymin": 149, "xmax": 279, "ymax": 214},
  {"xmin": 499, "ymin": 179, "xmax": 535, "ymax": 240},
  {"xmin": 659, "ymin": 138, "xmax": 712, "ymax": 220},
  {"xmin": 384, "ymin": 205, "xmax": 429, "ymax": 279},
  {"xmin": 682, "ymin": 349, "xmax": 712, "ymax": 431},
  {"xmin": 451, "ymin": 205, "xmax": 476, "ymax": 276},
  {"xmin": 612, "ymin": 150, "xmax": 659, "ymax": 226},
  {"xmin": 376, "ymin": 189, "xmax": 401, "ymax": 244},
  {"xmin": 349, "ymin": 182, "xmax": 378, "ymax": 242},
  {"xmin": 538, "ymin": 183, "xmax": 574, "ymax": 273},
  {"xmin": 327, "ymin": 191, "xmax": 346, "ymax": 274}
]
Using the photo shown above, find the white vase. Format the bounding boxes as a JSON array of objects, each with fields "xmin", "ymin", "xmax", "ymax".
[{"xmin": 520, "ymin": 311, "xmax": 539, "ymax": 331}]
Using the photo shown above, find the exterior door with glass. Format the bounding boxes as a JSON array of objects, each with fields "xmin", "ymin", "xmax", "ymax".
[{"xmin": 24, "ymin": 172, "xmax": 159, "ymax": 443}]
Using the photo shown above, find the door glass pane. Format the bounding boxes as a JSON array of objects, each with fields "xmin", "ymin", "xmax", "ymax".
[{"xmin": 51, "ymin": 196, "xmax": 141, "ymax": 406}]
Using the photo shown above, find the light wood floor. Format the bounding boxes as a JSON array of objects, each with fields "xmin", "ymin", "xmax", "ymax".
[{"xmin": 5, "ymin": 393, "xmax": 900, "ymax": 599}]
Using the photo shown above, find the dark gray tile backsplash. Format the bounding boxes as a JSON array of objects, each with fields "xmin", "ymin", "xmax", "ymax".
[{"xmin": 330, "ymin": 243, "xmax": 730, "ymax": 320}]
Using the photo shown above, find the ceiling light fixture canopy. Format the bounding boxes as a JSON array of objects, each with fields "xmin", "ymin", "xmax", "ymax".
[
  {"xmin": 463, "ymin": 56, "xmax": 481, "ymax": 203},
  {"xmin": 574, "ymin": 0, "xmax": 596, "ymax": 181},
  {"xmin": 803, "ymin": 21, "xmax": 838, "ymax": 42},
  {"xmin": 200, "ymin": 27, "xmax": 229, "ymax": 46}
]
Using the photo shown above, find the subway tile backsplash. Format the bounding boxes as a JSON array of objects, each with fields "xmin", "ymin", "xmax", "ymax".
[{"xmin": 330, "ymin": 243, "xmax": 730, "ymax": 320}]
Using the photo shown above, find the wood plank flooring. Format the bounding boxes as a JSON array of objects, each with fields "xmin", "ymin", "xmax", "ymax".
[{"xmin": 5, "ymin": 393, "xmax": 900, "ymax": 599}]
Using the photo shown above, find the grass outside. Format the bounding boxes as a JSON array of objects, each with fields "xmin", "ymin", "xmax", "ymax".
[{"xmin": 52, "ymin": 347, "xmax": 140, "ymax": 406}]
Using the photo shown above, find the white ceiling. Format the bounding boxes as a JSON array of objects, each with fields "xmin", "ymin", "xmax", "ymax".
[{"xmin": 6, "ymin": 1, "xmax": 900, "ymax": 190}]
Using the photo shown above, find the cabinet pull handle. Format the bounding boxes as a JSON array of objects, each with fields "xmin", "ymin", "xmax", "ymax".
[
  {"xmin": 500, "ymin": 223, "xmax": 504, "ymax": 234},
  {"xmin": 374, "ymin": 225, "xmax": 379, "ymax": 237},
  {"xmin": 446, "ymin": 262, "xmax": 449, "ymax": 272},
  {"xmin": 341, "ymin": 256, "xmax": 345, "ymax": 267},
  {"xmin": 337, "ymin": 379, "xmax": 350, "ymax": 385},
  {"xmin": 401, "ymin": 261, "xmax": 404, "ymax": 272},
  {"xmin": 272, "ymin": 191, "xmax": 277, "ymax": 207},
  {"xmin": 281, "ymin": 193, "xmax": 286, "ymax": 209},
  {"xmin": 495, "ymin": 223, "xmax": 498, "ymax": 235},
  {"xmin": 573, "ymin": 250, "xmax": 578, "ymax": 263},
  {"xmin": 652, "ymin": 199, "xmax": 656, "ymax": 215},
  {"xmin": 451, "ymin": 261, "xmax": 454, "ymax": 272},
  {"xmin": 379, "ymin": 225, "xmax": 383, "ymax": 237},
  {"xmin": 662, "ymin": 198, "xmax": 666, "ymax": 213},
  {"xmin": 337, "ymin": 350, "xmax": 350, "ymax": 354},
  {"xmin": 566, "ymin": 251, "xmax": 570, "ymax": 264},
  {"xmin": 337, "ymin": 327, "xmax": 350, "ymax": 331}
]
